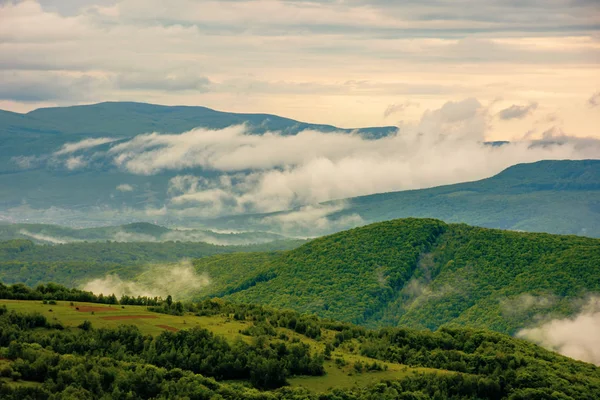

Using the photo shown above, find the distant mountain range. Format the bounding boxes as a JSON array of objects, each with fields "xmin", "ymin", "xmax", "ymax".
[
  {"xmin": 208, "ymin": 159, "xmax": 600, "ymax": 237},
  {"xmin": 1, "ymin": 102, "xmax": 598, "ymax": 238},
  {"xmin": 0, "ymin": 101, "xmax": 395, "ymax": 226},
  {"xmin": 0, "ymin": 221, "xmax": 291, "ymax": 246}
]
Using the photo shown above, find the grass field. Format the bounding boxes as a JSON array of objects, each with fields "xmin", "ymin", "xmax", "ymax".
[{"xmin": 0, "ymin": 299, "xmax": 449, "ymax": 392}]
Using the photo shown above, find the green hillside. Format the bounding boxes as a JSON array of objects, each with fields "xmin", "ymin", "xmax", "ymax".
[
  {"xmin": 189, "ymin": 219, "xmax": 600, "ymax": 335},
  {"xmin": 0, "ymin": 293, "xmax": 598, "ymax": 399},
  {"xmin": 0, "ymin": 238, "xmax": 304, "ymax": 288},
  {"xmin": 207, "ymin": 159, "xmax": 600, "ymax": 237},
  {"xmin": 3, "ymin": 218, "xmax": 597, "ymax": 336},
  {"xmin": 2, "ymin": 218, "xmax": 597, "ymax": 337}
]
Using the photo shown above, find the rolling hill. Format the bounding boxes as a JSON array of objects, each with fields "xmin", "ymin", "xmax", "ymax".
[
  {"xmin": 2, "ymin": 218, "xmax": 597, "ymax": 338},
  {"xmin": 0, "ymin": 237, "xmax": 304, "ymax": 288},
  {"xmin": 0, "ymin": 221, "xmax": 290, "ymax": 245},
  {"xmin": 207, "ymin": 159, "xmax": 600, "ymax": 237},
  {"xmin": 0, "ymin": 292, "xmax": 598, "ymax": 399},
  {"xmin": 187, "ymin": 218, "xmax": 600, "ymax": 337}
]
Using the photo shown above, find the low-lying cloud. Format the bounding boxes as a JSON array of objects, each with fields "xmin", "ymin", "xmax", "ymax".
[
  {"xmin": 82, "ymin": 260, "xmax": 210, "ymax": 300},
  {"xmin": 54, "ymin": 137, "xmax": 116, "ymax": 156},
  {"xmin": 259, "ymin": 203, "xmax": 363, "ymax": 236},
  {"xmin": 517, "ymin": 297, "xmax": 600, "ymax": 366},
  {"xmin": 18, "ymin": 229, "xmax": 69, "ymax": 244},
  {"xmin": 501, "ymin": 293, "xmax": 557, "ymax": 319},
  {"xmin": 116, "ymin": 184, "xmax": 134, "ymax": 192}
]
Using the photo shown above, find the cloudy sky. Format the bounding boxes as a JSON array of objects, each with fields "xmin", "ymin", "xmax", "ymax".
[{"xmin": 1, "ymin": 0, "xmax": 599, "ymax": 140}]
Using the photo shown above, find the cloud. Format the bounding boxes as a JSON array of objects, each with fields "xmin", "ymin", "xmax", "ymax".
[
  {"xmin": 82, "ymin": 260, "xmax": 210, "ymax": 300},
  {"xmin": 116, "ymin": 184, "xmax": 134, "ymax": 192},
  {"xmin": 18, "ymin": 229, "xmax": 68, "ymax": 244},
  {"xmin": 384, "ymin": 101, "xmax": 419, "ymax": 118},
  {"xmin": 588, "ymin": 92, "xmax": 600, "ymax": 108},
  {"xmin": 517, "ymin": 297, "xmax": 600, "ymax": 366},
  {"xmin": 260, "ymin": 203, "xmax": 364, "ymax": 235},
  {"xmin": 11, "ymin": 155, "xmax": 43, "ymax": 169},
  {"xmin": 45, "ymin": 97, "xmax": 600, "ymax": 218},
  {"xmin": 54, "ymin": 137, "xmax": 116, "ymax": 155},
  {"xmin": 501, "ymin": 293, "xmax": 557, "ymax": 320},
  {"xmin": 116, "ymin": 71, "xmax": 211, "ymax": 92},
  {"xmin": 1, "ymin": 0, "xmax": 599, "ymax": 135},
  {"xmin": 498, "ymin": 102, "xmax": 539, "ymax": 120},
  {"xmin": 0, "ymin": 70, "xmax": 110, "ymax": 102},
  {"xmin": 64, "ymin": 156, "xmax": 87, "ymax": 170}
]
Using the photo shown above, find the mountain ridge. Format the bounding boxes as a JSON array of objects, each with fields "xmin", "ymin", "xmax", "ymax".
[
  {"xmin": 188, "ymin": 218, "xmax": 600, "ymax": 336},
  {"xmin": 207, "ymin": 159, "xmax": 600, "ymax": 237},
  {"xmin": 1, "ymin": 102, "xmax": 598, "ymax": 238},
  {"xmin": 5, "ymin": 101, "xmax": 397, "ymax": 138}
]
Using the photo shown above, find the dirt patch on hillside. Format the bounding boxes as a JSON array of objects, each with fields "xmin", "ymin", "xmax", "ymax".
[
  {"xmin": 101, "ymin": 315, "xmax": 158, "ymax": 320},
  {"xmin": 73, "ymin": 306, "xmax": 119, "ymax": 313},
  {"xmin": 157, "ymin": 325, "xmax": 179, "ymax": 332}
]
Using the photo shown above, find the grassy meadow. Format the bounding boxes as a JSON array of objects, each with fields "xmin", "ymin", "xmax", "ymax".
[{"xmin": 0, "ymin": 299, "xmax": 441, "ymax": 393}]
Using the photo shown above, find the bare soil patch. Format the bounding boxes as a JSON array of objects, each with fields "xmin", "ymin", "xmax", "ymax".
[
  {"xmin": 101, "ymin": 315, "xmax": 158, "ymax": 321},
  {"xmin": 157, "ymin": 324, "xmax": 179, "ymax": 332}
]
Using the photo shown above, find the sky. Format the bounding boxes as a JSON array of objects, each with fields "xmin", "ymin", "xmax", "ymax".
[{"xmin": 0, "ymin": 0, "xmax": 599, "ymax": 140}]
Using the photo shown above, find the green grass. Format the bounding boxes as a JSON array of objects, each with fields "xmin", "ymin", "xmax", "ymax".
[
  {"xmin": 0, "ymin": 299, "xmax": 444, "ymax": 393},
  {"xmin": 289, "ymin": 360, "xmax": 436, "ymax": 392},
  {"xmin": 0, "ymin": 299, "xmax": 252, "ymax": 338}
]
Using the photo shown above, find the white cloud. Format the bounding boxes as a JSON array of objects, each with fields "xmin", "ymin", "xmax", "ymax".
[
  {"xmin": 0, "ymin": 1, "xmax": 599, "ymax": 133},
  {"xmin": 518, "ymin": 297, "xmax": 600, "ymax": 366},
  {"xmin": 82, "ymin": 260, "xmax": 210, "ymax": 300},
  {"xmin": 64, "ymin": 155, "xmax": 87, "ymax": 170},
  {"xmin": 260, "ymin": 203, "xmax": 364, "ymax": 235},
  {"xmin": 55, "ymin": 137, "xmax": 116, "ymax": 155},
  {"xmin": 47, "ymin": 97, "xmax": 600, "ymax": 218},
  {"xmin": 116, "ymin": 184, "xmax": 134, "ymax": 192},
  {"xmin": 11, "ymin": 155, "xmax": 42, "ymax": 169},
  {"xmin": 18, "ymin": 229, "xmax": 68, "ymax": 244}
]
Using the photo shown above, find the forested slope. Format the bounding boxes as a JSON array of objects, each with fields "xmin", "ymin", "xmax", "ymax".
[
  {"xmin": 0, "ymin": 294, "xmax": 598, "ymax": 399},
  {"xmin": 2, "ymin": 218, "xmax": 598, "ymax": 337},
  {"xmin": 191, "ymin": 219, "xmax": 600, "ymax": 334},
  {"xmin": 0, "ymin": 238, "xmax": 303, "ymax": 287}
]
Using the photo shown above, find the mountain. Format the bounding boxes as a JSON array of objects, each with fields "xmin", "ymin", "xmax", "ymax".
[
  {"xmin": 0, "ymin": 102, "xmax": 394, "ymax": 164},
  {"xmin": 185, "ymin": 218, "xmax": 600, "ymax": 337},
  {"xmin": 0, "ymin": 221, "xmax": 291, "ymax": 245},
  {"xmin": 2, "ymin": 102, "xmax": 598, "ymax": 237},
  {"xmin": 207, "ymin": 159, "xmax": 600, "ymax": 237},
  {"xmin": 4, "ymin": 218, "xmax": 597, "ymax": 336},
  {"xmin": 8, "ymin": 101, "xmax": 396, "ymax": 138},
  {"xmin": 0, "ymin": 101, "xmax": 396, "ymax": 227}
]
